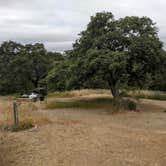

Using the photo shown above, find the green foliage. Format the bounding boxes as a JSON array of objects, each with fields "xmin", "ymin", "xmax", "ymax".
[
  {"xmin": 73, "ymin": 12, "xmax": 114, "ymax": 54},
  {"xmin": 149, "ymin": 50, "xmax": 166, "ymax": 91},
  {"xmin": 0, "ymin": 12, "xmax": 166, "ymax": 96},
  {"xmin": 117, "ymin": 99, "xmax": 137, "ymax": 110},
  {"xmin": 85, "ymin": 50, "xmax": 128, "ymax": 97},
  {"xmin": 47, "ymin": 51, "xmax": 64, "ymax": 61},
  {"xmin": 47, "ymin": 60, "xmax": 71, "ymax": 91},
  {"xmin": 0, "ymin": 41, "xmax": 63, "ymax": 94},
  {"xmin": 48, "ymin": 12, "xmax": 163, "ymax": 97}
]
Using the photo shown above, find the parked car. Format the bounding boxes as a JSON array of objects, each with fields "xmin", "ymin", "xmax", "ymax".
[
  {"xmin": 20, "ymin": 87, "xmax": 47, "ymax": 102},
  {"xmin": 29, "ymin": 92, "xmax": 38, "ymax": 102}
]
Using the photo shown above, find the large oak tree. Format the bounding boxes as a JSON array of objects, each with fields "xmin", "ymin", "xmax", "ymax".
[{"xmin": 70, "ymin": 12, "xmax": 163, "ymax": 97}]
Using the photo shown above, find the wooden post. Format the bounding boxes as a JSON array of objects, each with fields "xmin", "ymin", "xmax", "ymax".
[{"xmin": 13, "ymin": 101, "xmax": 19, "ymax": 127}]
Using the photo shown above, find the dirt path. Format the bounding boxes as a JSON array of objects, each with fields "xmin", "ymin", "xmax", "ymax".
[
  {"xmin": 1, "ymin": 99, "xmax": 166, "ymax": 166},
  {"xmin": 140, "ymin": 99, "xmax": 166, "ymax": 109}
]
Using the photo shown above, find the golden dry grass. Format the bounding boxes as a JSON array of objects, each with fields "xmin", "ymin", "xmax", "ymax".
[
  {"xmin": 48, "ymin": 89, "xmax": 112, "ymax": 98},
  {"xmin": 0, "ymin": 89, "xmax": 136, "ymax": 131},
  {"xmin": 125, "ymin": 90, "xmax": 166, "ymax": 100},
  {"xmin": 2, "ymin": 89, "xmax": 164, "ymax": 130},
  {"xmin": 1, "ymin": 97, "xmax": 166, "ymax": 166},
  {"xmin": 1, "ymin": 91, "xmax": 166, "ymax": 165},
  {"xmin": 0, "ymin": 96, "xmax": 52, "ymax": 130},
  {"xmin": 69, "ymin": 89, "xmax": 111, "ymax": 96}
]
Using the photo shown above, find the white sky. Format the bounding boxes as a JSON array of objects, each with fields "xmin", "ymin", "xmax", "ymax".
[{"xmin": 0, "ymin": 0, "xmax": 166, "ymax": 51}]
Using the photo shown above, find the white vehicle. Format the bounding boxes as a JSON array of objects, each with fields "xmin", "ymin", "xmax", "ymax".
[{"xmin": 29, "ymin": 93, "xmax": 38, "ymax": 101}]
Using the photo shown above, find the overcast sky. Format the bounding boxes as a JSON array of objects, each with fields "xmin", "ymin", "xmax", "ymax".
[{"xmin": 0, "ymin": 0, "xmax": 166, "ymax": 51}]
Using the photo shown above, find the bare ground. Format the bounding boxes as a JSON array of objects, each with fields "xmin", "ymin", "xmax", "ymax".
[{"xmin": 1, "ymin": 98, "xmax": 166, "ymax": 166}]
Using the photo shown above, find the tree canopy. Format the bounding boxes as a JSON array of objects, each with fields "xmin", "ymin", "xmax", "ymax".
[
  {"xmin": 0, "ymin": 41, "xmax": 63, "ymax": 94},
  {"xmin": 0, "ymin": 12, "xmax": 166, "ymax": 96},
  {"xmin": 48, "ymin": 12, "xmax": 165, "ymax": 97}
]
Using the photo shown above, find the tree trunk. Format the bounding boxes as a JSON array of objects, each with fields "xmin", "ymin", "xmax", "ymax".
[
  {"xmin": 29, "ymin": 76, "xmax": 39, "ymax": 88},
  {"xmin": 31, "ymin": 79, "xmax": 39, "ymax": 88},
  {"xmin": 34, "ymin": 81, "xmax": 38, "ymax": 88},
  {"xmin": 110, "ymin": 84, "xmax": 119, "ymax": 98}
]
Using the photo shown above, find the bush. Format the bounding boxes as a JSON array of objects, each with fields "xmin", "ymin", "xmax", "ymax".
[
  {"xmin": 124, "ymin": 100, "xmax": 137, "ymax": 110},
  {"xmin": 112, "ymin": 99, "xmax": 137, "ymax": 111}
]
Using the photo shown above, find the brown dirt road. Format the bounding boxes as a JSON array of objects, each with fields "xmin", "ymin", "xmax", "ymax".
[{"xmin": 1, "ymin": 98, "xmax": 166, "ymax": 166}]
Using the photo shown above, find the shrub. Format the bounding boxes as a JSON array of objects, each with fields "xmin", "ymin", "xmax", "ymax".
[
  {"xmin": 112, "ymin": 99, "xmax": 137, "ymax": 111},
  {"xmin": 124, "ymin": 100, "xmax": 137, "ymax": 110}
]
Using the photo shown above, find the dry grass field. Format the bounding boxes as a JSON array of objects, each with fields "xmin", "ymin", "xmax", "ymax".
[{"xmin": 0, "ymin": 90, "xmax": 166, "ymax": 166}]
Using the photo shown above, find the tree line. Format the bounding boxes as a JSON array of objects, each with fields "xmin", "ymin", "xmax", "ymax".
[
  {"xmin": 0, "ymin": 41, "xmax": 63, "ymax": 95},
  {"xmin": 1, "ymin": 12, "xmax": 166, "ymax": 97}
]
